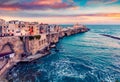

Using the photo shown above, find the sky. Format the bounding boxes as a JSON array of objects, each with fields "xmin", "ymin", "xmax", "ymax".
[{"xmin": 0, "ymin": 0, "xmax": 120, "ymax": 24}]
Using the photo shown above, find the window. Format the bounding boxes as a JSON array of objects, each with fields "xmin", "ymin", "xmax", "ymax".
[
  {"xmin": 42, "ymin": 40, "xmax": 44, "ymax": 44},
  {"xmin": 39, "ymin": 41, "xmax": 41, "ymax": 46}
]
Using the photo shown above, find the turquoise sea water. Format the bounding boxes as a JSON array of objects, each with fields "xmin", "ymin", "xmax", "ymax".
[{"xmin": 7, "ymin": 25, "xmax": 120, "ymax": 82}]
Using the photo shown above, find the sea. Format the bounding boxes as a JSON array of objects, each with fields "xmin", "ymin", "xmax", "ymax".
[{"xmin": 7, "ymin": 25, "xmax": 120, "ymax": 82}]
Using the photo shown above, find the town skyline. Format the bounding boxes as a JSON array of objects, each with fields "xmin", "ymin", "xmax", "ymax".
[{"xmin": 0, "ymin": 0, "xmax": 120, "ymax": 24}]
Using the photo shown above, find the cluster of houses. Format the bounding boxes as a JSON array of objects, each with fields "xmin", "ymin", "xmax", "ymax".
[
  {"xmin": 0, "ymin": 19, "xmax": 88, "ymax": 74},
  {"xmin": 0, "ymin": 19, "xmax": 64, "ymax": 65},
  {"xmin": 0, "ymin": 19, "xmax": 62, "ymax": 37}
]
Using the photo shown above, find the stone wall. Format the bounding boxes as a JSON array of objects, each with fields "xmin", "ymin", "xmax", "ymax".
[
  {"xmin": 26, "ymin": 34, "xmax": 48, "ymax": 55},
  {"xmin": 47, "ymin": 33, "xmax": 59, "ymax": 44}
]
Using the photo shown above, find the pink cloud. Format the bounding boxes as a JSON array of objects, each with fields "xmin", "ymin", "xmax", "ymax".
[
  {"xmin": 0, "ymin": 0, "xmax": 75, "ymax": 11},
  {"xmin": 31, "ymin": 0, "xmax": 62, "ymax": 5}
]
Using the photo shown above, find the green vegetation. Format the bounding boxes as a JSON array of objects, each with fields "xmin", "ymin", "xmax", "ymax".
[
  {"xmin": 34, "ymin": 35, "xmax": 41, "ymax": 40},
  {"xmin": 29, "ymin": 36, "xmax": 34, "ymax": 40},
  {"xmin": 19, "ymin": 36, "xmax": 23, "ymax": 41},
  {"xmin": 29, "ymin": 35, "xmax": 41, "ymax": 40}
]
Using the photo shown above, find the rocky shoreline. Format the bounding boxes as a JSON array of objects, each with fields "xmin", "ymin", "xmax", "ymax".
[{"xmin": 0, "ymin": 26, "xmax": 89, "ymax": 81}]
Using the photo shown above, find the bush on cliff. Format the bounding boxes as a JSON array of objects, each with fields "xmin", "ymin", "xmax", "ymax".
[
  {"xmin": 19, "ymin": 36, "xmax": 23, "ymax": 41},
  {"xmin": 29, "ymin": 36, "xmax": 34, "ymax": 40},
  {"xmin": 34, "ymin": 35, "xmax": 41, "ymax": 40}
]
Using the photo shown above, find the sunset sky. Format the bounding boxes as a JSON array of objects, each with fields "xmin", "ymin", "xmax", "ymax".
[{"xmin": 0, "ymin": 0, "xmax": 120, "ymax": 24}]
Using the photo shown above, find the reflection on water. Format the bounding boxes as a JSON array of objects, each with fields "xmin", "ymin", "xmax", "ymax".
[{"xmin": 7, "ymin": 25, "xmax": 120, "ymax": 82}]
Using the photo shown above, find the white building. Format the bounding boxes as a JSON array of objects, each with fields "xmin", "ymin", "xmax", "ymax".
[
  {"xmin": 7, "ymin": 20, "xmax": 30, "ymax": 36},
  {"xmin": 7, "ymin": 23, "xmax": 20, "ymax": 36},
  {"xmin": 73, "ymin": 23, "xmax": 85, "ymax": 28}
]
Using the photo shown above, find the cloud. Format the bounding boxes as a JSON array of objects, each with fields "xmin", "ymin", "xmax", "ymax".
[
  {"xmin": 31, "ymin": 0, "xmax": 62, "ymax": 5},
  {"xmin": 87, "ymin": 0, "xmax": 118, "ymax": 5},
  {"xmin": 0, "ymin": 0, "xmax": 75, "ymax": 11},
  {"xmin": 79, "ymin": 13, "xmax": 120, "ymax": 17},
  {"xmin": 104, "ymin": 0, "xmax": 118, "ymax": 4},
  {"xmin": 1, "ymin": 13, "xmax": 120, "ymax": 24},
  {"xmin": 0, "ymin": 0, "xmax": 21, "ymax": 5},
  {"xmin": 0, "ymin": 9, "xmax": 119, "ymax": 18}
]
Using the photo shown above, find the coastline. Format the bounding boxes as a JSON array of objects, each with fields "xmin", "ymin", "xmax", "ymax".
[{"xmin": 0, "ymin": 26, "xmax": 89, "ymax": 81}]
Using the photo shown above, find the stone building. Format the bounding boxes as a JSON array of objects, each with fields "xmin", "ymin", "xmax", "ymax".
[
  {"xmin": 27, "ymin": 23, "xmax": 39, "ymax": 35},
  {"xmin": 54, "ymin": 25, "xmax": 62, "ymax": 32},
  {"xmin": 0, "ymin": 19, "xmax": 7, "ymax": 36},
  {"xmin": 7, "ymin": 21, "xmax": 31, "ymax": 36},
  {"xmin": 73, "ymin": 23, "xmax": 85, "ymax": 28},
  {"xmin": 39, "ymin": 23, "xmax": 50, "ymax": 34},
  {"xmin": 27, "ymin": 34, "xmax": 48, "ymax": 55}
]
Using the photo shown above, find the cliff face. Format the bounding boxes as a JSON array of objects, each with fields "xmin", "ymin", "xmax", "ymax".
[
  {"xmin": 0, "ymin": 35, "xmax": 49, "ymax": 57},
  {"xmin": 0, "ymin": 27, "xmax": 89, "ymax": 58},
  {"xmin": 0, "ymin": 37, "xmax": 48, "ymax": 59},
  {"xmin": 25, "ymin": 34, "xmax": 49, "ymax": 55},
  {"xmin": 0, "ymin": 37, "xmax": 24, "ymax": 59},
  {"xmin": 0, "ymin": 37, "xmax": 25, "ymax": 78},
  {"xmin": 47, "ymin": 33, "xmax": 59, "ymax": 44},
  {"xmin": 0, "ymin": 27, "xmax": 89, "ymax": 78}
]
